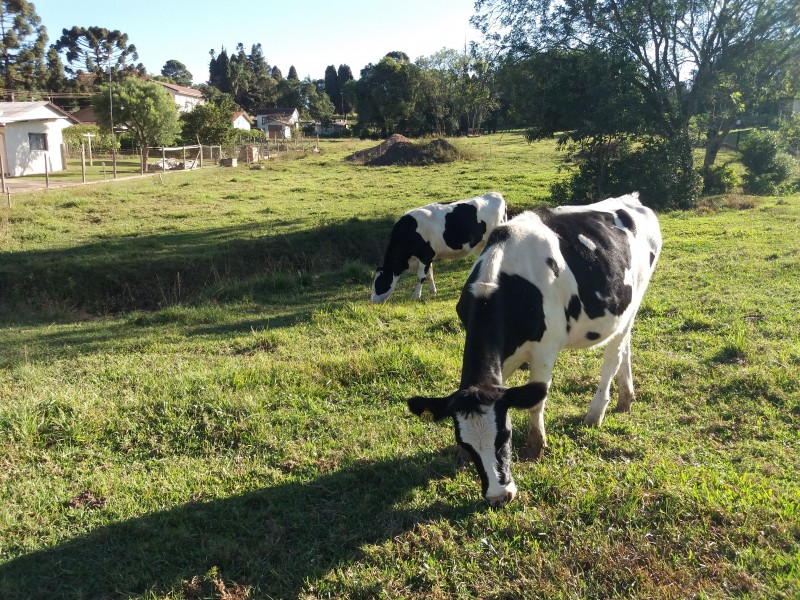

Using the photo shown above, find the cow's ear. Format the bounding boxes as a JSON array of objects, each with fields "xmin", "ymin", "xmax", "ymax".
[
  {"xmin": 502, "ymin": 382, "xmax": 548, "ymax": 410},
  {"xmin": 407, "ymin": 395, "xmax": 453, "ymax": 421}
]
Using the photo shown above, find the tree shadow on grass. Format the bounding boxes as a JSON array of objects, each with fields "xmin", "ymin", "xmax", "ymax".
[
  {"xmin": 0, "ymin": 216, "xmax": 395, "ymax": 318},
  {"xmin": 0, "ymin": 451, "xmax": 477, "ymax": 599}
]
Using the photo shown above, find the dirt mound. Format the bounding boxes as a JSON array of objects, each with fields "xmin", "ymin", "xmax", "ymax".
[
  {"xmin": 346, "ymin": 134, "xmax": 412, "ymax": 163},
  {"xmin": 365, "ymin": 138, "xmax": 461, "ymax": 167}
]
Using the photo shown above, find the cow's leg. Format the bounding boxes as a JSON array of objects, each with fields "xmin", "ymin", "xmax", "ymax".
[
  {"xmin": 584, "ymin": 333, "xmax": 629, "ymax": 426},
  {"xmin": 524, "ymin": 359, "xmax": 555, "ymax": 460},
  {"xmin": 614, "ymin": 335, "xmax": 635, "ymax": 412},
  {"xmin": 426, "ymin": 263, "xmax": 437, "ymax": 296},
  {"xmin": 411, "ymin": 260, "xmax": 425, "ymax": 300}
]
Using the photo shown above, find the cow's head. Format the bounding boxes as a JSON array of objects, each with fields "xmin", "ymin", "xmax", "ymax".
[
  {"xmin": 407, "ymin": 382, "xmax": 547, "ymax": 507},
  {"xmin": 371, "ymin": 267, "xmax": 399, "ymax": 303}
]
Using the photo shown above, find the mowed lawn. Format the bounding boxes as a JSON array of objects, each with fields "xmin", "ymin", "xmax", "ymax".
[{"xmin": 0, "ymin": 134, "xmax": 798, "ymax": 599}]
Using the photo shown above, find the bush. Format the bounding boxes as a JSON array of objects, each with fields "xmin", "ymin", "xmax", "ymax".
[
  {"xmin": 740, "ymin": 129, "xmax": 797, "ymax": 195},
  {"xmin": 702, "ymin": 164, "xmax": 739, "ymax": 195},
  {"xmin": 779, "ymin": 113, "xmax": 800, "ymax": 156},
  {"xmin": 550, "ymin": 134, "xmax": 701, "ymax": 210}
]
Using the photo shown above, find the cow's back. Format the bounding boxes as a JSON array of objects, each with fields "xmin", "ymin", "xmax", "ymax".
[{"xmin": 458, "ymin": 193, "xmax": 661, "ymax": 370}]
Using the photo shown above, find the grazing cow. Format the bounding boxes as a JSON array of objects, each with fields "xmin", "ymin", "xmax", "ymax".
[
  {"xmin": 371, "ymin": 192, "xmax": 507, "ymax": 303},
  {"xmin": 407, "ymin": 193, "xmax": 661, "ymax": 507}
]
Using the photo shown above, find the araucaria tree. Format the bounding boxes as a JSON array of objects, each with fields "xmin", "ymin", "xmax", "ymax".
[
  {"xmin": 54, "ymin": 26, "xmax": 142, "ymax": 82},
  {"xmin": 0, "ymin": 0, "xmax": 48, "ymax": 99},
  {"xmin": 475, "ymin": 0, "xmax": 800, "ymax": 207},
  {"xmin": 92, "ymin": 78, "xmax": 181, "ymax": 170}
]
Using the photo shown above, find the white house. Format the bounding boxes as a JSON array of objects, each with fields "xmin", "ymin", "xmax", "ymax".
[
  {"xmin": 0, "ymin": 101, "xmax": 78, "ymax": 177},
  {"xmin": 254, "ymin": 108, "xmax": 299, "ymax": 139},
  {"xmin": 232, "ymin": 111, "xmax": 252, "ymax": 130},
  {"xmin": 155, "ymin": 81, "xmax": 205, "ymax": 113}
]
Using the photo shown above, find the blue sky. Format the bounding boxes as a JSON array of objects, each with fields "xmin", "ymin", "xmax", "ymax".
[{"xmin": 34, "ymin": 0, "xmax": 481, "ymax": 85}]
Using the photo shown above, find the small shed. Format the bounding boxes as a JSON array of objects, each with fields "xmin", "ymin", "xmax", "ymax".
[
  {"xmin": 232, "ymin": 111, "xmax": 253, "ymax": 130},
  {"xmin": 255, "ymin": 108, "xmax": 299, "ymax": 139},
  {"xmin": 0, "ymin": 101, "xmax": 77, "ymax": 177}
]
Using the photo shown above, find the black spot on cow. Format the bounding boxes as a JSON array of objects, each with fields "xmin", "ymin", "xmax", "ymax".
[
  {"xmin": 482, "ymin": 223, "xmax": 511, "ymax": 252},
  {"xmin": 539, "ymin": 209, "xmax": 633, "ymax": 319},
  {"xmin": 586, "ymin": 331, "xmax": 601, "ymax": 341},
  {"xmin": 383, "ymin": 215, "xmax": 436, "ymax": 276},
  {"xmin": 615, "ymin": 209, "xmax": 636, "ymax": 235},
  {"xmin": 649, "ymin": 251, "xmax": 656, "ymax": 266},
  {"xmin": 443, "ymin": 203, "xmax": 487, "ymax": 250},
  {"xmin": 565, "ymin": 294, "xmax": 582, "ymax": 332},
  {"xmin": 546, "ymin": 257, "xmax": 560, "ymax": 277},
  {"xmin": 373, "ymin": 269, "xmax": 394, "ymax": 296},
  {"xmin": 457, "ymin": 273, "xmax": 546, "ymax": 387}
]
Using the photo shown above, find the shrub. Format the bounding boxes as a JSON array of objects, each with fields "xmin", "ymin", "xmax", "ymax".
[
  {"xmin": 550, "ymin": 134, "xmax": 701, "ymax": 210},
  {"xmin": 702, "ymin": 164, "xmax": 739, "ymax": 195},
  {"xmin": 740, "ymin": 129, "xmax": 797, "ymax": 195},
  {"xmin": 779, "ymin": 113, "xmax": 800, "ymax": 156}
]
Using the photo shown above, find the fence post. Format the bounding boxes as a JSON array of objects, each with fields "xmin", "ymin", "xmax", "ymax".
[
  {"xmin": 1, "ymin": 155, "xmax": 6, "ymax": 196},
  {"xmin": 80, "ymin": 144, "xmax": 86, "ymax": 184},
  {"xmin": 45, "ymin": 154, "xmax": 50, "ymax": 188}
]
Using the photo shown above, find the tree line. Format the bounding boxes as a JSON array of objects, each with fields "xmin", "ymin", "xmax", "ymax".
[{"xmin": 2, "ymin": 0, "xmax": 799, "ymax": 207}]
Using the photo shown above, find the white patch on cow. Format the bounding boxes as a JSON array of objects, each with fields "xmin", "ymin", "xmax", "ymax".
[
  {"xmin": 578, "ymin": 234, "xmax": 596, "ymax": 251},
  {"xmin": 455, "ymin": 410, "xmax": 516, "ymax": 502}
]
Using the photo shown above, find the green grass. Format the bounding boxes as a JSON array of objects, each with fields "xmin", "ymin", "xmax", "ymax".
[{"xmin": 0, "ymin": 133, "xmax": 798, "ymax": 599}]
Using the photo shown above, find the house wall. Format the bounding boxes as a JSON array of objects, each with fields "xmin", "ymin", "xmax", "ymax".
[
  {"xmin": 233, "ymin": 115, "xmax": 251, "ymax": 130},
  {"xmin": 169, "ymin": 91, "xmax": 204, "ymax": 113},
  {"xmin": 4, "ymin": 119, "xmax": 68, "ymax": 177}
]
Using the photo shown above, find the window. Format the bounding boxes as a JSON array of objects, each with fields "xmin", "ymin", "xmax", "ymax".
[{"xmin": 29, "ymin": 133, "xmax": 48, "ymax": 151}]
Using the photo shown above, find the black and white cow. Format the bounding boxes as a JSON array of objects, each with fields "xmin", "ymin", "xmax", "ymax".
[
  {"xmin": 407, "ymin": 193, "xmax": 661, "ymax": 507},
  {"xmin": 371, "ymin": 192, "xmax": 507, "ymax": 303}
]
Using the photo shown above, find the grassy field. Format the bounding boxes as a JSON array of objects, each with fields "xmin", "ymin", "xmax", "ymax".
[{"xmin": 0, "ymin": 133, "xmax": 798, "ymax": 599}]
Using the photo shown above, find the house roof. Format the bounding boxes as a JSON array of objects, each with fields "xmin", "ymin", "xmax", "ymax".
[
  {"xmin": 156, "ymin": 81, "xmax": 204, "ymax": 98},
  {"xmin": 72, "ymin": 105, "xmax": 96, "ymax": 124},
  {"xmin": 0, "ymin": 101, "xmax": 79, "ymax": 125},
  {"xmin": 232, "ymin": 111, "xmax": 253, "ymax": 123},
  {"xmin": 255, "ymin": 107, "xmax": 299, "ymax": 118}
]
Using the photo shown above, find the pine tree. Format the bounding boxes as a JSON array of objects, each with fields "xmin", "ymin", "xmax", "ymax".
[{"xmin": 0, "ymin": 0, "xmax": 48, "ymax": 99}]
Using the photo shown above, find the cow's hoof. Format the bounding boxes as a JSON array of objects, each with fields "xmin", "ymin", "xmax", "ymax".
[
  {"xmin": 522, "ymin": 443, "xmax": 545, "ymax": 461},
  {"xmin": 615, "ymin": 390, "xmax": 634, "ymax": 413},
  {"xmin": 583, "ymin": 414, "xmax": 603, "ymax": 427}
]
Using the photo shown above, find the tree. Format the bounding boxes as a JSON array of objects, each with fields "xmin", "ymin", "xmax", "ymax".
[
  {"xmin": 355, "ymin": 52, "xmax": 422, "ymax": 137},
  {"xmin": 208, "ymin": 47, "xmax": 231, "ymax": 92},
  {"xmin": 92, "ymin": 78, "xmax": 181, "ymax": 170},
  {"xmin": 180, "ymin": 94, "xmax": 237, "ymax": 146},
  {"xmin": 308, "ymin": 85, "xmax": 336, "ymax": 127},
  {"xmin": 287, "ymin": 65, "xmax": 298, "ymax": 80},
  {"xmin": 0, "ymin": 0, "xmax": 48, "ymax": 99},
  {"xmin": 324, "ymin": 65, "xmax": 339, "ymax": 110},
  {"xmin": 54, "ymin": 26, "xmax": 142, "ymax": 82},
  {"xmin": 474, "ymin": 0, "xmax": 800, "ymax": 204},
  {"xmin": 161, "ymin": 59, "xmax": 192, "ymax": 86},
  {"xmin": 337, "ymin": 64, "xmax": 354, "ymax": 115}
]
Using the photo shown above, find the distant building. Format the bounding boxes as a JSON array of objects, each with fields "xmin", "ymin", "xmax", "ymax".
[
  {"xmin": 255, "ymin": 108, "xmax": 299, "ymax": 139},
  {"xmin": 232, "ymin": 111, "xmax": 253, "ymax": 130},
  {"xmin": 71, "ymin": 105, "xmax": 97, "ymax": 125},
  {"xmin": 0, "ymin": 101, "xmax": 78, "ymax": 177},
  {"xmin": 155, "ymin": 81, "xmax": 205, "ymax": 113}
]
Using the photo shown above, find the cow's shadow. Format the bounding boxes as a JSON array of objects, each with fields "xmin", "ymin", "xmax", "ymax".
[{"xmin": 0, "ymin": 451, "xmax": 477, "ymax": 599}]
